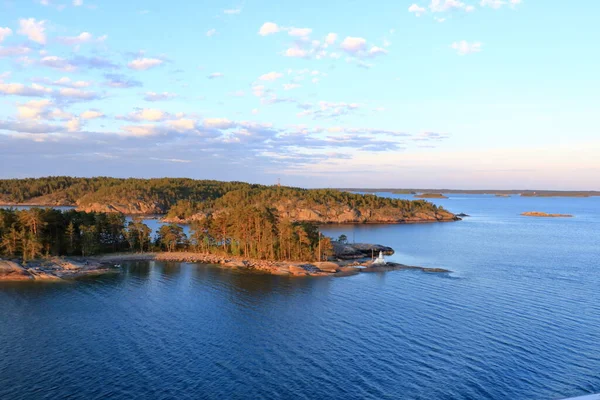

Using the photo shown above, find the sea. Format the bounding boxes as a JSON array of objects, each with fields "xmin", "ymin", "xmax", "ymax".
[{"xmin": 1, "ymin": 194, "xmax": 599, "ymax": 400}]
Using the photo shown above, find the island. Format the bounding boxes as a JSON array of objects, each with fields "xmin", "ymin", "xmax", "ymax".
[
  {"xmin": 414, "ymin": 193, "xmax": 449, "ymax": 199},
  {"xmin": 0, "ymin": 177, "xmax": 458, "ymax": 224},
  {"xmin": 521, "ymin": 211, "xmax": 574, "ymax": 218}
]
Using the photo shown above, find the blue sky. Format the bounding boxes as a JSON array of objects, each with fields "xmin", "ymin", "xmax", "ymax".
[{"xmin": 0, "ymin": 0, "xmax": 598, "ymax": 189}]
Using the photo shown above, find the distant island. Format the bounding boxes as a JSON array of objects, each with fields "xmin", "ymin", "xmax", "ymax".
[
  {"xmin": 521, "ymin": 211, "xmax": 574, "ymax": 218},
  {"xmin": 0, "ymin": 177, "xmax": 458, "ymax": 224},
  {"xmin": 414, "ymin": 193, "xmax": 448, "ymax": 199},
  {"xmin": 338, "ymin": 188, "xmax": 600, "ymax": 197}
]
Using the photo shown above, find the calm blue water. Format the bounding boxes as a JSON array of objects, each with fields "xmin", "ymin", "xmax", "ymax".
[{"xmin": 1, "ymin": 194, "xmax": 599, "ymax": 400}]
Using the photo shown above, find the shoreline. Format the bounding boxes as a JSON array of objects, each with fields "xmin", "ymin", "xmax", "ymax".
[
  {"xmin": 0, "ymin": 252, "xmax": 451, "ymax": 282},
  {"xmin": 92, "ymin": 252, "xmax": 452, "ymax": 277}
]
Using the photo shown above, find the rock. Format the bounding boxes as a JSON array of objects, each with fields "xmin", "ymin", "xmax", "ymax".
[
  {"xmin": 456, "ymin": 213, "xmax": 470, "ymax": 217},
  {"xmin": 314, "ymin": 262, "xmax": 339, "ymax": 273},
  {"xmin": 78, "ymin": 201, "xmax": 166, "ymax": 215},
  {"xmin": 331, "ymin": 242, "xmax": 364, "ymax": 259},
  {"xmin": 0, "ymin": 260, "xmax": 32, "ymax": 281},
  {"xmin": 30, "ymin": 271, "xmax": 63, "ymax": 281},
  {"xmin": 349, "ymin": 243, "xmax": 394, "ymax": 256},
  {"xmin": 223, "ymin": 260, "xmax": 247, "ymax": 268},
  {"xmin": 288, "ymin": 264, "xmax": 323, "ymax": 276}
]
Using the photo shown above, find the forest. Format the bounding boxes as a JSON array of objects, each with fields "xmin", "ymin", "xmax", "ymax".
[
  {"xmin": 0, "ymin": 207, "xmax": 333, "ymax": 263},
  {"xmin": 0, "ymin": 177, "xmax": 447, "ymax": 220}
]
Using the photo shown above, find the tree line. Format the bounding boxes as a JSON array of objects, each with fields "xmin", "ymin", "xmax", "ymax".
[{"xmin": 0, "ymin": 207, "xmax": 333, "ymax": 263}]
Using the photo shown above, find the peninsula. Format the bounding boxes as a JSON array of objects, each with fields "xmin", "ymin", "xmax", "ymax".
[{"xmin": 0, "ymin": 241, "xmax": 450, "ymax": 282}]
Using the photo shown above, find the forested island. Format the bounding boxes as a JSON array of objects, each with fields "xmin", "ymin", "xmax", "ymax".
[
  {"xmin": 414, "ymin": 193, "xmax": 448, "ymax": 199},
  {"xmin": 0, "ymin": 177, "xmax": 457, "ymax": 224}
]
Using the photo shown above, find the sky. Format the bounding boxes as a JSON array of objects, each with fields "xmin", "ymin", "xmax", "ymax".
[{"xmin": 0, "ymin": 0, "xmax": 598, "ymax": 189}]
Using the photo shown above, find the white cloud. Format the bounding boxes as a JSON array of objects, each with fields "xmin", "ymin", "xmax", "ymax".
[
  {"xmin": 57, "ymin": 32, "xmax": 105, "ymax": 46},
  {"xmin": 368, "ymin": 46, "xmax": 388, "ymax": 57},
  {"xmin": 284, "ymin": 47, "xmax": 309, "ymax": 58},
  {"xmin": 206, "ymin": 29, "xmax": 216, "ymax": 37},
  {"xmin": 288, "ymin": 27, "xmax": 312, "ymax": 38},
  {"xmin": 224, "ymin": 8, "xmax": 241, "ymax": 14},
  {"xmin": 451, "ymin": 40, "xmax": 482, "ymax": 55},
  {"xmin": 18, "ymin": 19, "xmax": 47, "ymax": 45},
  {"xmin": 39, "ymin": 56, "xmax": 76, "ymax": 72},
  {"xmin": 408, "ymin": 4, "xmax": 426, "ymax": 16},
  {"xmin": 66, "ymin": 118, "xmax": 81, "ymax": 132},
  {"xmin": 203, "ymin": 118, "xmax": 236, "ymax": 129},
  {"xmin": 325, "ymin": 33, "xmax": 337, "ymax": 45},
  {"xmin": 283, "ymin": 83, "xmax": 300, "ymax": 90},
  {"xmin": 251, "ymin": 108, "xmax": 259, "ymax": 115},
  {"xmin": 0, "ymin": 45, "xmax": 31, "ymax": 57},
  {"xmin": 0, "ymin": 82, "xmax": 52, "ymax": 97},
  {"xmin": 259, "ymin": 22, "xmax": 280, "ymax": 36},
  {"xmin": 127, "ymin": 58, "xmax": 164, "ymax": 71},
  {"xmin": 58, "ymin": 87, "xmax": 99, "ymax": 100},
  {"xmin": 126, "ymin": 108, "xmax": 167, "ymax": 121},
  {"xmin": 259, "ymin": 71, "xmax": 283, "ymax": 81},
  {"xmin": 144, "ymin": 92, "xmax": 177, "ymax": 101},
  {"xmin": 0, "ymin": 27, "xmax": 12, "ymax": 43},
  {"xmin": 17, "ymin": 99, "xmax": 53, "ymax": 119},
  {"xmin": 167, "ymin": 118, "xmax": 196, "ymax": 131},
  {"xmin": 51, "ymin": 77, "xmax": 91, "ymax": 88},
  {"xmin": 80, "ymin": 110, "xmax": 104, "ymax": 119},
  {"xmin": 120, "ymin": 125, "xmax": 159, "ymax": 137},
  {"xmin": 73, "ymin": 0, "xmax": 83, "ymax": 5},
  {"xmin": 298, "ymin": 101, "xmax": 360, "ymax": 119},
  {"xmin": 340, "ymin": 37, "xmax": 367, "ymax": 53},
  {"xmin": 49, "ymin": 108, "xmax": 73, "ymax": 120},
  {"xmin": 207, "ymin": 72, "xmax": 224, "ymax": 79}
]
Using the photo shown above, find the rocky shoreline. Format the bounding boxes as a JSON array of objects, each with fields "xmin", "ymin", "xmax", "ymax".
[
  {"xmin": 0, "ymin": 258, "xmax": 119, "ymax": 282},
  {"xmin": 0, "ymin": 244, "xmax": 451, "ymax": 281},
  {"xmin": 91, "ymin": 252, "xmax": 451, "ymax": 277}
]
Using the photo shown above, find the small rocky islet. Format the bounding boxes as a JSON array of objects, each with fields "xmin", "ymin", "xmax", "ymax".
[
  {"xmin": 521, "ymin": 211, "xmax": 573, "ymax": 218},
  {"xmin": 0, "ymin": 242, "xmax": 450, "ymax": 282}
]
